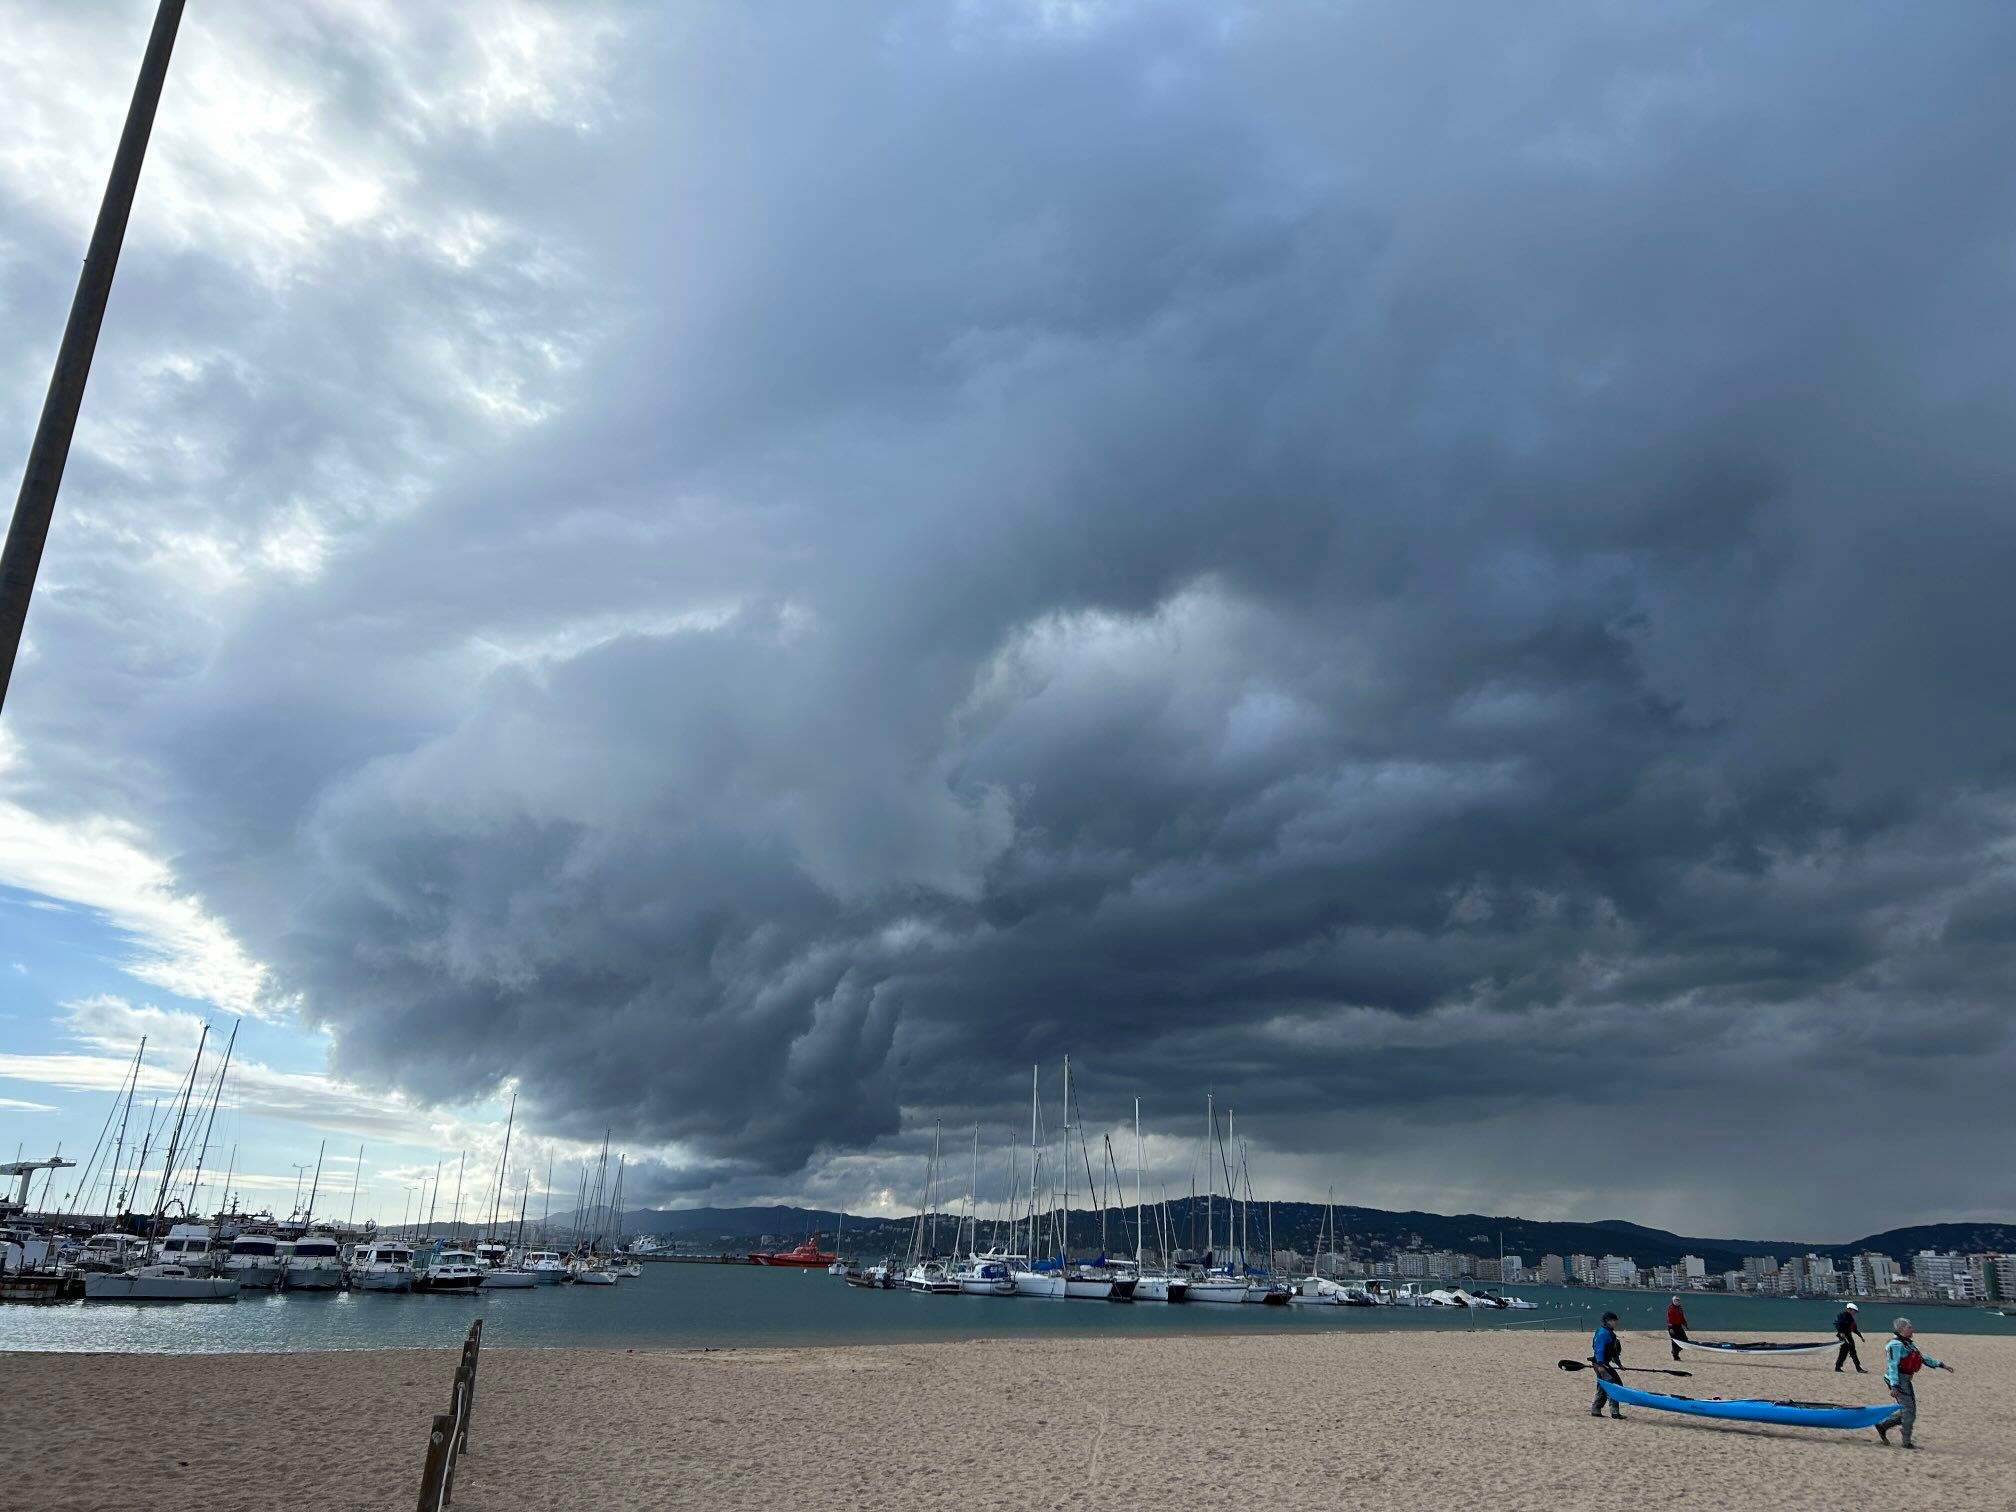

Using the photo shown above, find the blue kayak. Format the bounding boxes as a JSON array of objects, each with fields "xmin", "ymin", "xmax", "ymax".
[{"xmin": 1599, "ymin": 1376, "xmax": 1898, "ymax": 1430}]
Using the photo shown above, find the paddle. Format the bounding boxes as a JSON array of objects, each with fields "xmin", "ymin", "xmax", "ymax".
[{"xmin": 1557, "ymin": 1359, "xmax": 1692, "ymax": 1378}]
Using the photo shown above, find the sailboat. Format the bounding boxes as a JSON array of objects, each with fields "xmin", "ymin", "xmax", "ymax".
[
  {"xmin": 950, "ymin": 1126, "xmax": 1017, "ymax": 1296},
  {"xmin": 84, "ymin": 1024, "xmax": 240, "ymax": 1302},
  {"xmin": 1124, "ymin": 1100, "xmax": 1187, "ymax": 1302},
  {"xmin": 1181, "ymin": 1094, "xmax": 1247, "ymax": 1304},
  {"xmin": 1010, "ymin": 1060, "xmax": 1114, "ymax": 1300}
]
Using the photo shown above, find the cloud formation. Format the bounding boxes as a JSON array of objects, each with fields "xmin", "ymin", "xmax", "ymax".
[{"xmin": 6, "ymin": 1, "xmax": 2016, "ymax": 1237}]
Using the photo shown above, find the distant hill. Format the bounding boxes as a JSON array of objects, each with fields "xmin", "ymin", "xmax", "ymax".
[{"xmin": 547, "ymin": 1201, "xmax": 2016, "ymax": 1270}]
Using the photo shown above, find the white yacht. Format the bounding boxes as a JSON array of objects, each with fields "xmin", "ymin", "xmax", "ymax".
[
  {"xmin": 569, "ymin": 1257, "xmax": 617, "ymax": 1286},
  {"xmin": 76, "ymin": 1232, "xmax": 151, "ymax": 1273},
  {"xmin": 1130, "ymin": 1272, "xmax": 1190, "ymax": 1302},
  {"xmin": 904, "ymin": 1259, "xmax": 961, "ymax": 1295},
  {"xmin": 474, "ymin": 1241, "xmax": 511, "ymax": 1271},
  {"xmin": 83, "ymin": 1264, "xmax": 239, "ymax": 1302},
  {"xmin": 286, "ymin": 1233, "xmax": 345, "ymax": 1290},
  {"xmin": 154, "ymin": 1224, "xmax": 220, "ymax": 1276},
  {"xmin": 522, "ymin": 1250, "xmax": 568, "ymax": 1284},
  {"xmin": 1181, "ymin": 1272, "xmax": 1249, "ymax": 1304},
  {"xmin": 413, "ymin": 1248, "xmax": 485, "ymax": 1292},
  {"xmin": 221, "ymin": 1234, "xmax": 290, "ymax": 1290},
  {"xmin": 350, "ymin": 1242, "xmax": 416, "ymax": 1292},
  {"xmin": 482, "ymin": 1262, "xmax": 537, "ymax": 1288},
  {"xmin": 951, "ymin": 1256, "xmax": 1017, "ymax": 1296}
]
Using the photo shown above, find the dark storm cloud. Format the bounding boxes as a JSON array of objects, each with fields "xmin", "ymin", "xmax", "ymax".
[{"xmin": 13, "ymin": 1, "xmax": 2016, "ymax": 1235}]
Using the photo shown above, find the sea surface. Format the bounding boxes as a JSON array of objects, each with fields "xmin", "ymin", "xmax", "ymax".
[{"xmin": 6, "ymin": 1268, "xmax": 2014, "ymax": 1354}]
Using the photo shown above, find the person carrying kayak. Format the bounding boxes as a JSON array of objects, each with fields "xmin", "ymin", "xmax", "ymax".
[
  {"xmin": 1666, "ymin": 1295, "xmax": 1690, "ymax": 1360},
  {"xmin": 1834, "ymin": 1301, "xmax": 1866, "ymax": 1373},
  {"xmin": 1876, "ymin": 1317, "xmax": 1954, "ymax": 1449},
  {"xmin": 1588, "ymin": 1312, "xmax": 1625, "ymax": 1419}
]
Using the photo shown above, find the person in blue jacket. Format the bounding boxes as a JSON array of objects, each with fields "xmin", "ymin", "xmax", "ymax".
[
  {"xmin": 1876, "ymin": 1317, "xmax": 1954, "ymax": 1449},
  {"xmin": 1588, "ymin": 1312, "xmax": 1625, "ymax": 1419}
]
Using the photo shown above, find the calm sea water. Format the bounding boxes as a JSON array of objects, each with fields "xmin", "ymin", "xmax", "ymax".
[{"xmin": 6, "ymin": 1268, "xmax": 2013, "ymax": 1354}]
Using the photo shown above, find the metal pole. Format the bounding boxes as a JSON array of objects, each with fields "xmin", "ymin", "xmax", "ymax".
[{"xmin": 0, "ymin": 0, "xmax": 186, "ymax": 713}]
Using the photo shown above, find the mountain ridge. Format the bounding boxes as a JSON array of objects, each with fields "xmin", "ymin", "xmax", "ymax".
[{"xmin": 538, "ymin": 1202, "xmax": 2013, "ymax": 1272}]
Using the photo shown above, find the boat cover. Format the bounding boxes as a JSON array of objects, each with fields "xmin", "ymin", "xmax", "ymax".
[
  {"xmin": 1598, "ymin": 1377, "xmax": 1897, "ymax": 1430},
  {"xmin": 1674, "ymin": 1337, "xmax": 1836, "ymax": 1354}
]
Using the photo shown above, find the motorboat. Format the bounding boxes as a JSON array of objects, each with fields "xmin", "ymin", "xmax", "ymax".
[
  {"xmin": 522, "ymin": 1250, "xmax": 569, "ymax": 1284},
  {"xmin": 474, "ymin": 1241, "xmax": 511, "ymax": 1271},
  {"xmin": 286, "ymin": 1233, "xmax": 345, "ymax": 1290},
  {"xmin": 76, "ymin": 1232, "xmax": 151, "ymax": 1274},
  {"xmin": 153, "ymin": 1224, "xmax": 220, "ymax": 1276},
  {"xmin": 1290, "ymin": 1276, "xmax": 1345, "ymax": 1305},
  {"xmin": 570, "ymin": 1261, "xmax": 618, "ymax": 1286},
  {"xmin": 845, "ymin": 1263, "xmax": 898, "ymax": 1289},
  {"xmin": 83, "ymin": 1264, "xmax": 239, "ymax": 1302},
  {"xmin": 905, "ymin": 1260, "xmax": 961, "ymax": 1294},
  {"xmin": 413, "ymin": 1248, "xmax": 485, "ymax": 1293},
  {"xmin": 221, "ymin": 1233, "xmax": 290, "ymax": 1290},
  {"xmin": 748, "ymin": 1237, "xmax": 837, "ymax": 1267},
  {"xmin": 615, "ymin": 1261, "xmax": 643, "ymax": 1279},
  {"xmin": 350, "ymin": 1242, "xmax": 415, "ymax": 1292},
  {"xmin": 482, "ymin": 1263, "xmax": 537, "ymax": 1288},
  {"xmin": 952, "ymin": 1257, "xmax": 1017, "ymax": 1296},
  {"xmin": 1243, "ymin": 1280, "xmax": 1291, "ymax": 1305}
]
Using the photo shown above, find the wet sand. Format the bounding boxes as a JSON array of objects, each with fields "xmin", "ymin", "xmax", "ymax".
[{"xmin": 4, "ymin": 1327, "xmax": 2007, "ymax": 1510}]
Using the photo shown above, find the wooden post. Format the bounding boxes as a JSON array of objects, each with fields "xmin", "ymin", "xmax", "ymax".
[{"xmin": 415, "ymin": 1413, "xmax": 455, "ymax": 1512}]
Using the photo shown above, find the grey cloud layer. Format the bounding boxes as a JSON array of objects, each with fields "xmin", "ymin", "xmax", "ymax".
[{"xmin": 10, "ymin": 1, "xmax": 2016, "ymax": 1236}]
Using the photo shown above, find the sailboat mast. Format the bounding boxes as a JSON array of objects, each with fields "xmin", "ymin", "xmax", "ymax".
[
  {"xmin": 1204, "ymin": 1092, "xmax": 1214, "ymax": 1263},
  {"xmin": 450, "ymin": 1149, "xmax": 465, "ymax": 1240},
  {"xmin": 967, "ymin": 1125, "xmax": 980, "ymax": 1259},
  {"xmin": 541, "ymin": 1155, "xmax": 553, "ymax": 1246},
  {"xmin": 183, "ymin": 1018, "xmax": 236, "ymax": 1216},
  {"xmin": 1134, "ymin": 1097, "xmax": 1144, "ymax": 1268},
  {"xmin": 490, "ymin": 1093, "xmax": 517, "ymax": 1238},
  {"xmin": 348, "ymin": 1142, "xmax": 365, "ymax": 1227},
  {"xmin": 302, "ymin": 1137, "xmax": 327, "ymax": 1230},
  {"xmin": 425, "ymin": 1158, "xmax": 442, "ymax": 1238},
  {"xmin": 149, "ymin": 1023, "xmax": 208, "ymax": 1225},
  {"xmin": 1026, "ymin": 1065, "xmax": 1039, "ymax": 1263},
  {"xmin": 1060, "ymin": 1056, "xmax": 1071, "ymax": 1267},
  {"xmin": 104, "ymin": 1037, "xmax": 144, "ymax": 1218}
]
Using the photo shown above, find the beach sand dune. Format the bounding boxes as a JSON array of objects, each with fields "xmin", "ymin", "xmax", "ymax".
[{"xmin": 5, "ymin": 1328, "xmax": 2007, "ymax": 1510}]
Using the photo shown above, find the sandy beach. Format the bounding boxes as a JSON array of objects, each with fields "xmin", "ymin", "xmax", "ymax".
[{"xmin": 5, "ymin": 1327, "xmax": 2007, "ymax": 1511}]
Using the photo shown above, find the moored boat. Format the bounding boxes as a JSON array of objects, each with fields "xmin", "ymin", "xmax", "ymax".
[
  {"xmin": 350, "ymin": 1242, "xmax": 415, "ymax": 1292},
  {"xmin": 221, "ymin": 1233, "xmax": 289, "ymax": 1290},
  {"xmin": 413, "ymin": 1248, "xmax": 485, "ymax": 1293},
  {"xmin": 285, "ymin": 1233, "xmax": 345, "ymax": 1290},
  {"xmin": 748, "ymin": 1236, "xmax": 837, "ymax": 1267},
  {"xmin": 522, "ymin": 1250, "xmax": 569, "ymax": 1284},
  {"xmin": 82, "ymin": 1263, "xmax": 239, "ymax": 1303}
]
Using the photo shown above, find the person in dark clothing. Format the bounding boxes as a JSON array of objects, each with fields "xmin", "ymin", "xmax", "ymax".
[
  {"xmin": 1589, "ymin": 1312, "xmax": 1625, "ymax": 1418},
  {"xmin": 1666, "ymin": 1296, "xmax": 1690, "ymax": 1360},
  {"xmin": 1835, "ymin": 1302, "xmax": 1867, "ymax": 1373}
]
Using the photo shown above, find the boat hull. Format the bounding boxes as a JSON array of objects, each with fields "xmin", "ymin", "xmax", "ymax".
[
  {"xmin": 1184, "ymin": 1279, "xmax": 1248, "ymax": 1304},
  {"xmin": 412, "ymin": 1275, "xmax": 485, "ymax": 1293},
  {"xmin": 351, "ymin": 1270, "xmax": 413, "ymax": 1292},
  {"xmin": 223, "ymin": 1263, "xmax": 286, "ymax": 1290},
  {"xmin": 1132, "ymin": 1276, "xmax": 1189, "ymax": 1303},
  {"xmin": 482, "ymin": 1270, "xmax": 537, "ymax": 1288},
  {"xmin": 84, "ymin": 1273, "xmax": 239, "ymax": 1302},
  {"xmin": 1599, "ymin": 1377, "xmax": 1899, "ymax": 1430},
  {"xmin": 284, "ymin": 1266, "xmax": 344, "ymax": 1290}
]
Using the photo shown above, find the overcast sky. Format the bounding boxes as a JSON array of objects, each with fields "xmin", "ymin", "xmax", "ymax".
[{"xmin": 3, "ymin": 0, "xmax": 2014, "ymax": 1242}]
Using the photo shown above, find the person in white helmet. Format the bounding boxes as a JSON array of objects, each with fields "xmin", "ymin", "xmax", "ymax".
[{"xmin": 1834, "ymin": 1301, "xmax": 1866, "ymax": 1372}]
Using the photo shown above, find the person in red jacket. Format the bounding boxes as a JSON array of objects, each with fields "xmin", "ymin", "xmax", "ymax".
[{"xmin": 1666, "ymin": 1296, "xmax": 1690, "ymax": 1360}]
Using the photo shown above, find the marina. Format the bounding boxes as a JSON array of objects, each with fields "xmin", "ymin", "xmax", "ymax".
[{"xmin": 8, "ymin": 1261, "xmax": 2016, "ymax": 1355}]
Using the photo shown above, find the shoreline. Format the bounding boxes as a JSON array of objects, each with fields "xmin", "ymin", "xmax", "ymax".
[{"xmin": 8, "ymin": 1328, "xmax": 2009, "ymax": 1511}]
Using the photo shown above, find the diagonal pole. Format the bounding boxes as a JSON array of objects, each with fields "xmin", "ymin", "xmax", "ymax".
[{"xmin": 0, "ymin": 0, "xmax": 185, "ymax": 715}]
